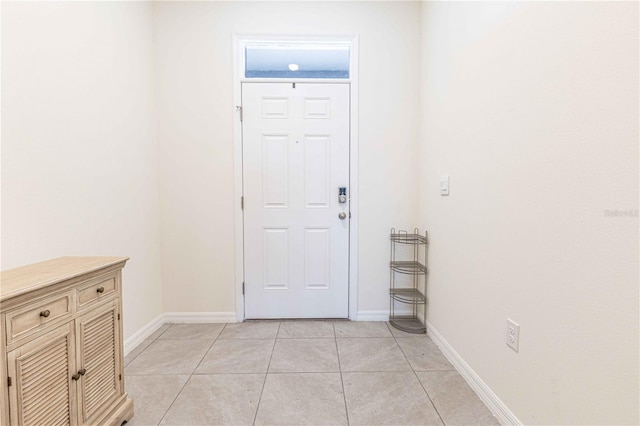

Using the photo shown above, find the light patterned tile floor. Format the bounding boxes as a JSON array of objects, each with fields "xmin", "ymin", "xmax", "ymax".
[{"xmin": 125, "ymin": 321, "xmax": 500, "ymax": 426}]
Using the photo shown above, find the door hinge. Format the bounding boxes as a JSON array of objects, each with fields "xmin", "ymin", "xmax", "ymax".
[
  {"xmin": 242, "ymin": 282, "xmax": 245, "ymax": 295},
  {"xmin": 7, "ymin": 377, "xmax": 11, "ymax": 387},
  {"xmin": 119, "ymin": 374, "xmax": 122, "ymax": 381},
  {"xmin": 349, "ymin": 211, "xmax": 351, "ymax": 219},
  {"xmin": 241, "ymin": 196, "xmax": 244, "ymax": 210},
  {"xmin": 117, "ymin": 313, "xmax": 120, "ymax": 320},
  {"xmin": 236, "ymin": 105, "xmax": 243, "ymax": 122}
]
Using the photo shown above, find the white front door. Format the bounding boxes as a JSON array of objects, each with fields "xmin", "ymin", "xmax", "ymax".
[{"xmin": 242, "ymin": 82, "xmax": 350, "ymax": 319}]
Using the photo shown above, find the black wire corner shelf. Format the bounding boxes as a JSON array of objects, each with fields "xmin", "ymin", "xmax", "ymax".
[{"xmin": 389, "ymin": 228, "xmax": 428, "ymax": 335}]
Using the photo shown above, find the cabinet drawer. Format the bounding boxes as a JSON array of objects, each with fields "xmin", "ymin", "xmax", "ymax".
[
  {"xmin": 77, "ymin": 275, "xmax": 117, "ymax": 309},
  {"xmin": 5, "ymin": 292, "xmax": 73, "ymax": 344}
]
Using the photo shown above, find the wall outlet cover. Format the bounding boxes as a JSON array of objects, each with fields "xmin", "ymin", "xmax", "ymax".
[{"xmin": 506, "ymin": 318, "xmax": 520, "ymax": 352}]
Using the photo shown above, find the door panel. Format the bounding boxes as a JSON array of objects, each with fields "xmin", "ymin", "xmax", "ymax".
[
  {"xmin": 8, "ymin": 323, "xmax": 76, "ymax": 426},
  {"xmin": 263, "ymin": 228, "xmax": 289, "ymax": 289},
  {"xmin": 304, "ymin": 227, "xmax": 331, "ymax": 289},
  {"xmin": 262, "ymin": 134, "xmax": 289, "ymax": 207},
  {"xmin": 304, "ymin": 135, "xmax": 331, "ymax": 207},
  {"xmin": 243, "ymin": 83, "xmax": 350, "ymax": 318},
  {"xmin": 76, "ymin": 301, "xmax": 121, "ymax": 425}
]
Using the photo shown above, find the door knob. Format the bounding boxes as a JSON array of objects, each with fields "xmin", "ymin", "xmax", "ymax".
[{"xmin": 338, "ymin": 212, "xmax": 347, "ymax": 220}]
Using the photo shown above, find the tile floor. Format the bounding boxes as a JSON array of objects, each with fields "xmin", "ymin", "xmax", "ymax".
[{"xmin": 124, "ymin": 321, "xmax": 499, "ymax": 426}]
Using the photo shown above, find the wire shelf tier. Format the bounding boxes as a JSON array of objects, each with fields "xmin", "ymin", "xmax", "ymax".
[
  {"xmin": 390, "ymin": 288, "xmax": 427, "ymax": 304},
  {"xmin": 389, "ymin": 232, "xmax": 427, "ymax": 245},
  {"xmin": 389, "ymin": 315, "xmax": 426, "ymax": 334},
  {"xmin": 390, "ymin": 261, "xmax": 428, "ymax": 275}
]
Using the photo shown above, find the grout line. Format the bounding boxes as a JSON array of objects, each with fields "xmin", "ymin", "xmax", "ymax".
[
  {"xmin": 389, "ymin": 322, "xmax": 446, "ymax": 425},
  {"xmin": 276, "ymin": 336, "xmax": 336, "ymax": 339},
  {"xmin": 155, "ymin": 374, "xmax": 193, "ymax": 425},
  {"xmin": 191, "ymin": 324, "xmax": 227, "ymax": 373},
  {"xmin": 156, "ymin": 323, "xmax": 228, "ymax": 425},
  {"xmin": 275, "ymin": 321, "xmax": 282, "ymax": 339},
  {"xmin": 153, "ymin": 338, "xmax": 226, "ymax": 340},
  {"xmin": 334, "ymin": 322, "xmax": 351, "ymax": 425},
  {"xmin": 252, "ymin": 322, "xmax": 280, "ymax": 426},
  {"xmin": 129, "ymin": 371, "xmax": 277, "ymax": 376},
  {"xmin": 249, "ymin": 370, "xmax": 341, "ymax": 374},
  {"xmin": 152, "ymin": 323, "xmax": 171, "ymax": 340},
  {"xmin": 124, "ymin": 340, "xmax": 154, "ymax": 368},
  {"xmin": 125, "ymin": 323, "xmax": 188, "ymax": 369},
  {"xmin": 415, "ymin": 371, "xmax": 447, "ymax": 426}
]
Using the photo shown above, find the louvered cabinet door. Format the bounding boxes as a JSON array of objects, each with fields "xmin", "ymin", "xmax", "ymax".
[
  {"xmin": 75, "ymin": 300, "xmax": 122, "ymax": 425},
  {"xmin": 7, "ymin": 322, "xmax": 77, "ymax": 426}
]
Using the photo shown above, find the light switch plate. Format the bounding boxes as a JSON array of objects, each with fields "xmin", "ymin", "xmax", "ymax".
[{"xmin": 439, "ymin": 176, "xmax": 450, "ymax": 195}]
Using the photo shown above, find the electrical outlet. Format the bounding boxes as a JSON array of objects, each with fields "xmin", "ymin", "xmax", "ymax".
[{"xmin": 506, "ymin": 318, "xmax": 520, "ymax": 352}]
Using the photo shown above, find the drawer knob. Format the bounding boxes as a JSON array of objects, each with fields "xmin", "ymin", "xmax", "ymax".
[
  {"xmin": 72, "ymin": 373, "xmax": 80, "ymax": 381},
  {"xmin": 39, "ymin": 310, "xmax": 51, "ymax": 318},
  {"xmin": 78, "ymin": 368, "xmax": 86, "ymax": 376},
  {"xmin": 96, "ymin": 287, "xmax": 105, "ymax": 293}
]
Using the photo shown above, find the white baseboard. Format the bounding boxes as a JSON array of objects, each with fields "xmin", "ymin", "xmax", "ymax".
[
  {"xmin": 123, "ymin": 315, "xmax": 165, "ymax": 356},
  {"xmin": 356, "ymin": 310, "xmax": 417, "ymax": 321},
  {"xmin": 162, "ymin": 311, "xmax": 237, "ymax": 323},
  {"xmin": 123, "ymin": 311, "xmax": 237, "ymax": 356},
  {"xmin": 427, "ymin": 322, "xmax": 522, "ymax": 426},
  {"xmin": 356, "ymin": 310, "xmax": 389, "ymax": 321}
]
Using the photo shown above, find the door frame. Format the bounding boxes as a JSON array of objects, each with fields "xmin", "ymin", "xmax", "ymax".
[{"xmin": 232, "ymin": 34, "xmax": 360, "ymax": 321}]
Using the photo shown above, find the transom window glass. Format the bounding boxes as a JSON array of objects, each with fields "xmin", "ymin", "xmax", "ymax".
[{"xmin": 244, "ymin": 43, "xmax": 350, "ymax": 79}]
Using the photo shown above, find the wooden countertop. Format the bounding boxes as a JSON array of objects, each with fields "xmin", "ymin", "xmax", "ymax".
[{"xmin": 1, "ymin": 256, "xmax": 129, "ymax": 302}]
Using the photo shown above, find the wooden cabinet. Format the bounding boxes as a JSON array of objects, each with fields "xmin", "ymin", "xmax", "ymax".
[{"xmin": 1, "ymin": 257, "xmax": 133, "ymax": 426}]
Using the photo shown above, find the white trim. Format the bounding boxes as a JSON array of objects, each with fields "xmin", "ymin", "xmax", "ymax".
[
  {"xmin": 162, "ymin": 311, "xmax": 237, "ymax": 323},
  {"xmin": 123, "ymin": 312, "xmax": 237, "ymax": 355},
  {"xmin": 240, "ymin": 78, "xmax": 352, "ymax": 84},
  {"xmin": 123, "ymin": 315, "xmax": 165, "ymax": 355},
  {"xmin": 232, "ymin": 34, "xmax": 360, "ymax": 322},
  {"xmin": 356, "ymin": 310, "xmax": 389, "ymax": 322},
  {"xmin": 427, "ymin": 322, "xmax": 522, "ymax": 426},
  {"xmin": 347, "ymin": 35, "xmax": 359, "ymax": 320},
  {"xmin": 233, "ymin": 34, "xmax": 245, "ymax": 322}
]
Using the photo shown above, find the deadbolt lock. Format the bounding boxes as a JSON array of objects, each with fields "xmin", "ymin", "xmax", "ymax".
[{"xmin": 338, "ymin": 187, "xmax": 347, "ymax": 203}]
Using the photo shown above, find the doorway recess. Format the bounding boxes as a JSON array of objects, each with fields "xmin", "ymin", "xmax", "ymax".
[{"xmin": 232, "ymin": 34, "xmax": 359, "ymax": 321}]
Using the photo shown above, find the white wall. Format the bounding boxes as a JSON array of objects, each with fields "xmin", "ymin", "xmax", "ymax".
[
  {"xmin": 1, "ymin": 1, "xmax": 163, "ymax": 339},
  {"xmin": 419, "ymin": 2, "xmax": 639, "ymax": 424},
  {"xmin": 153, "ymin": 1, "xmax": 421, "ymax": 316},
  {"xmin": 5, "ymin": 2, "xmax": 637, "ymax": 422}
]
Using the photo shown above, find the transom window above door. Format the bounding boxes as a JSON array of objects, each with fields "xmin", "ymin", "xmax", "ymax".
[{"xmin": 239, "ymin": 38, "xmax": 352, "ymax": 80}]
